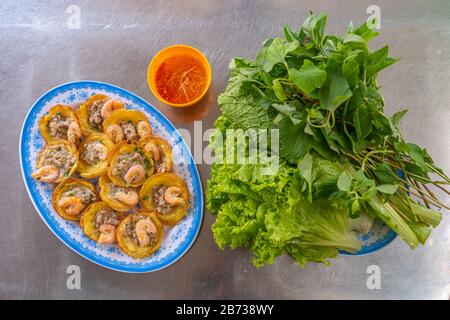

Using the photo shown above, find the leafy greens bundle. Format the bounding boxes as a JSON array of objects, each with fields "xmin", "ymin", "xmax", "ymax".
[{"xmin": 206, "ymin": 12, "xmax": 449, "ymax": 267}]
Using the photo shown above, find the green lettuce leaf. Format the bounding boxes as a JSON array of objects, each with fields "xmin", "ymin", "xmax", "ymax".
[{"xmin": 207, "ymin": 160, "xmax": 360, "ymax": 267}]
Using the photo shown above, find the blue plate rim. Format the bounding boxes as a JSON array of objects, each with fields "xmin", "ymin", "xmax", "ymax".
[
  {"xmin": 339, "ymin": 228, "xmax": 397, "ymax": 256},
  {"xmin": 19, "ymin": 80, "xmax": 204, "ymax": 273},
  {"xmin": 340, "ymin": 173, "xmax": 405, "ymax": 256}
]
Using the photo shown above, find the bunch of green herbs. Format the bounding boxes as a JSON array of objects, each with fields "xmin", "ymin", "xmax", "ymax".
[{"xmin": 207, "ymin": 12, "xmax": 449, "ymax": 266}]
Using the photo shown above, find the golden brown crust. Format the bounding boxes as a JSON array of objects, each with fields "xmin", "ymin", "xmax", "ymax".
[
  {"xmin": 80, "ymin": 201, "xmax": 123, "ymax": 242},
  {"xmin": 98, "ymin": 174, "xmax": 139, "ymax": 212},
  {"xmin": 116, "ymin": 210, "xmax": 163, "ymax": 258},
  {"xmin": 138, "ymin": 136, "xmax": 173, "ymax": 173},
  {"xmin": 35, "ymin": 139, "xmax": 79, "ymax": 183},
  {"xmin": 77, "ymin": 94, "xmax": 120, "ymax": 135},
  {"xmin": 77, "ymin": 133, "xmax": 114, "ymax": 178},
  {"xmin": 107, "ymin": 142, "xmax": 154, "ymax": 187},
  {"xmin": 139, "ymin": 173, "xmax": 190, "ymax": 225},
  {"xmin": 39, "ymin": 104, "xmax": 81, "ymax": 143},
  {"xmin": 103, "ymin": 109, "xmax": 151, "ymax": 143},
  {"xmin": 52, "ymin": 178, "xmax": 98, "ymax": 221}
]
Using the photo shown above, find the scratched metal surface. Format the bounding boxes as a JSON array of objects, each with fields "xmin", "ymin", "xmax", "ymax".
[{"xmin": 0, "ymin": 0, "xmax": 449, "ymax": 299}]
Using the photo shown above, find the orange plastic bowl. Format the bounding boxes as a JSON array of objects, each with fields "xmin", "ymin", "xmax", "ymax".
[{"xmin": 147, "ymin": 45, "xmax": 212, "ymax": 108}]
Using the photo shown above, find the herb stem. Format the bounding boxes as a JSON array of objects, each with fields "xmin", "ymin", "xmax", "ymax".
[
  {"xmin": 434, "ymin": 183, "xmax": 450, "ymax": 195},
  {"xmin": 360, "ymin": 150, "xmax": 394, "ymax": 172},
  {"xmin": 307, "ymin": 111, "xmax": 331, "ymax": 128},
  {"xmin": 409, "ymin": 178, "xmax": 431, "ymax": 208},
  {"xmin": 398, "ymin": 184, "xmax": 450, "ymax": 210}
]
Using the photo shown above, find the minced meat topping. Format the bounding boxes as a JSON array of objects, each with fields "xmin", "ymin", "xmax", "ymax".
[
  {"xmin": 121, "ymin": 215, "xmax": 157, "ymax": 246},
  {"xmin": 39, "ymin": 144, "xmax": 76, "ymax": 178},
  {"xmin": 62, "ymin": 186, "xmax": 96, "ymax": 209},
  {"xmin": 111, "ymin": 152, "xmax": 146, "ymax": 179},
  {"xmin": 152, "ymin": 185, "xmax": 173, "ymax": 215},
  {"xmin": 95, "ymin": 209, "xmax": 120, "ymax": 230},
  {"xmin": 88, "ymin": 100, "xmax": 107, "ymax": 130},
  {"xmin": 109, "ymin": 184, "xmax": 133, "ymax": 198},
  {"xmin": 119, "ymin": 121, "xmax": 137, "ymax": 142},
  {"xmin": 81, "ymin": 141, "xmax": 107, "ymax": 165},
  {"xmin": 48, "ymin": 113, "xmax": 70, "ymax": 139}
]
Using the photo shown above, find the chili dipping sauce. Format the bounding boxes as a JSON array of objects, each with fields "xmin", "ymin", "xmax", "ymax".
[{"xmin": 154, "ymin": 54, "xmax": 207, "ymax": 104}]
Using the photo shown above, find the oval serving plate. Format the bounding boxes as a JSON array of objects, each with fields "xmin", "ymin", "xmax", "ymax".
[{"xmin": 19, "ymin": 81, "xmax": 203, "ymax": 273}]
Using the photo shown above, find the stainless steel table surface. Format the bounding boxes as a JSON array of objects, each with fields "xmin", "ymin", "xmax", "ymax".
[{"xmin": 1, "ymin": 0, "xmax": 449, "ymax": 299}]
